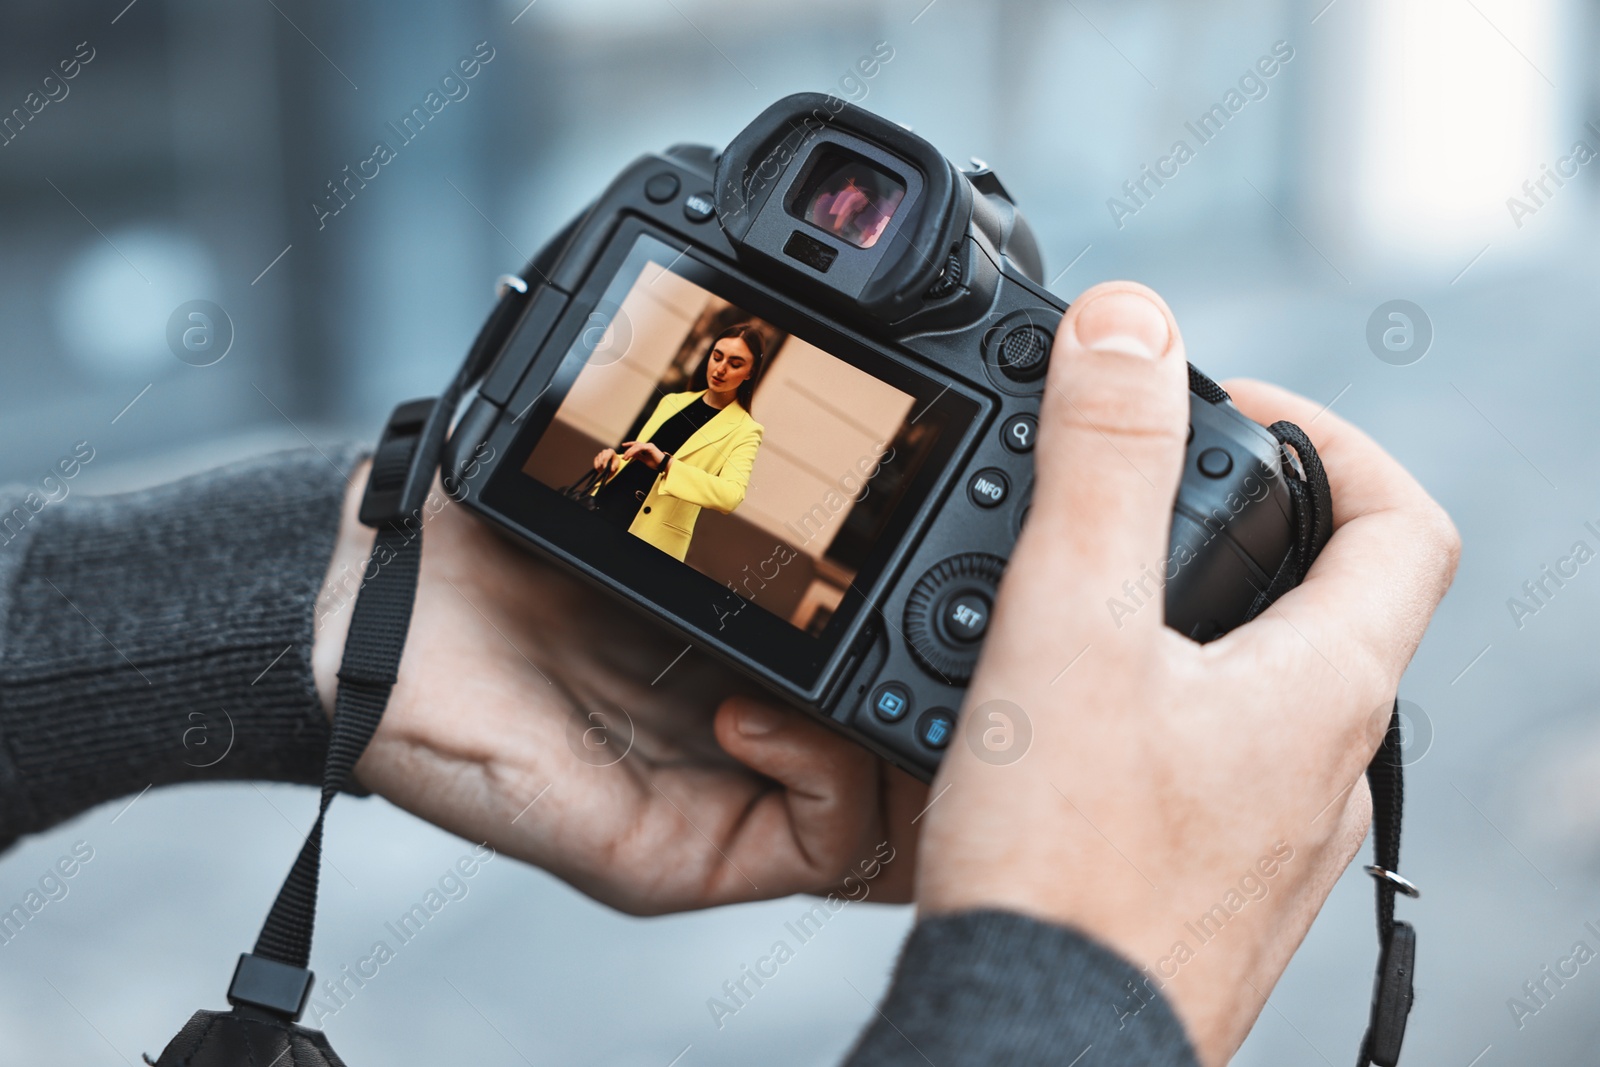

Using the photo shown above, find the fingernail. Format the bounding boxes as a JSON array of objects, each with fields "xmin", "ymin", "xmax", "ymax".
[
  {"xmin": 738, "ymin": 704, "xmax": 782, "ymax": 736},
  {"xmin": 1072, "ymin": 289, "xmax": 1171, "ymax": 360}
]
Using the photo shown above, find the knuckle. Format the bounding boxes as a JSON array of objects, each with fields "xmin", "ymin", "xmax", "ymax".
[
  {"xmin": 1334, "ymin": 778, "xmax": 1373, "ymax": 858},
  {"xmin": 1428, "ymin": 502, "xmax": 1463, "ymax": 582},
  {"xmin": 1357, "ymin": 688, "xmax": 1394, "ymax": 754}
]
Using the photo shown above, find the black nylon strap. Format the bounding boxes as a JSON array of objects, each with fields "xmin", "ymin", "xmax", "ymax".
[
  {"xmin": 250, "ymin": 524, "xmax": 421, "ymax": 970},
  {"xmin": 1358, "ymin": 703, "xmax": 1415, "ymax": 1066},
  {"xmin": 1368, "ymin": 706, "xmax": 1405, "ymax": 941}
]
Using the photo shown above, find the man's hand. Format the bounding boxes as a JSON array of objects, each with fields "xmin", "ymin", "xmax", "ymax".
[
  {"xmin": 914, "ymin": 283, "xmax": 1459, "ymax": 1065},
  {"xmin": 312, "ymin": 464, "xmax": 924, "ymax": 914}
]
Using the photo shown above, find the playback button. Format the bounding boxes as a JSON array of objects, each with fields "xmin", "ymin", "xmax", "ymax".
[{"xmin": 870, "ymin": 683, "xmax": 911, "ymax": 723}]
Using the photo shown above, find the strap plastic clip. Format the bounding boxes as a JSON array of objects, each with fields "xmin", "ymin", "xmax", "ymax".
[
  {"xmin": 359, "ymin": 396, "xmax": 448, "ymax": 529},
  {"xmin": 1365, "ymin": 920, "xmax": 1416, "ymax": 1067},
  {"xmin": 226, "ymin": 952, "xmax": 314, "ymax": 1019}
]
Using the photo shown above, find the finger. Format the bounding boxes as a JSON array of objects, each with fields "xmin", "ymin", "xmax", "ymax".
[
  {"xmin": 711, "ymin": 696, "xmax": 883, "ymax": 894},
  {"xmin": 1220, "ymin": 378, "xmax": 1460, "ymax": 692},
  {"xmin": 1007, "ymin": 283, "xmax": 1191, "ymax": 638},
  {"xmin": 866, "ymin": 762, "xmax": 926, "ymax": 902}
]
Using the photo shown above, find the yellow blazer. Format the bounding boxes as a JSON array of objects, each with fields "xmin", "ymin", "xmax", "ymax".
[{"xmin": 602, "ymin": 390, "xmax": 764, "ymax": 561}]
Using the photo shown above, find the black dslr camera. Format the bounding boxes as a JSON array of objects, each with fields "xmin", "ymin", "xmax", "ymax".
[{"xmin": 439, "ymin": 92, "xmax": 1324, "ymax": 782}]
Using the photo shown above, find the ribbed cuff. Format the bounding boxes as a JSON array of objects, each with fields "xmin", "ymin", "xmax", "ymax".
[
  {"xmin": 0, "ymin": 445, "xmax": 365, "ymax": 848},
  {"xmin": 844, "ymin": 909, "xmax": 1199, "ymax": 1066}
]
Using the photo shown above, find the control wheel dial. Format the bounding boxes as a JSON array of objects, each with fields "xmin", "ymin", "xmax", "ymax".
[{"xmin": 903, "ymin": 553, "xmax": 1006, "ymax": 683}]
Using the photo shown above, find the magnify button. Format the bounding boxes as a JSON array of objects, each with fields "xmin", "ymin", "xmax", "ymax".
[{"xmin": 1002, "ymin": 413, "xmax": 1037, "ymax": 454}]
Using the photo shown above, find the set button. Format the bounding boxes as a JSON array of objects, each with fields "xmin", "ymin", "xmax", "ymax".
[{"xmin": 941, "ymin": 591, "xmax": 991, "ymax": 643}]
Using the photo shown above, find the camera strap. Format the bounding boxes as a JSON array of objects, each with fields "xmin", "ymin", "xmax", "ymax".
[
  {"xmin": 1359, "ymin": 704, "xmax": 1416, "ymax": 1067},
  {"xmin": 148, "ymin": 439, "xmax": 439, "ymax": 1064},
  {"xmin": 1248, "ymin": 411, "xmax": 1417, "ymax": 1067},
  {"xmin": 149, "ymin": 390, "xmax": 477, "ymax": 1066}
]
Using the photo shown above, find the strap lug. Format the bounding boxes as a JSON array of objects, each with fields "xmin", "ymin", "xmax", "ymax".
[{"xmin": 359, "ymin": 397, "xmax": 449, "ymax": 528}]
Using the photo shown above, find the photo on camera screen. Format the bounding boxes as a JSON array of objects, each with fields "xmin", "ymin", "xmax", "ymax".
[{"xmin": 521, "ymin": 257, "xmax": 945, "ymax": 638}]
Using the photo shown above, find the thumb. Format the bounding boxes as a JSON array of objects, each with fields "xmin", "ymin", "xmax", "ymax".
[
  {"xmin": 712, "ymin": 697, "xmax": 880, "ymax": 886},
  {"xmin": 1018, "ymin": 282, "xmax": 1190, "ymax": 634}
]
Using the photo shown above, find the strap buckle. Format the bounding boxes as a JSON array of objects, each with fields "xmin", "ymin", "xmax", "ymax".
[
  {"xmin": 1364, "ymin": 920, "xmax": 1416, "ymax": 1066},
  {"xmin": 358, "ymin": 397, "xmax": 448, "ymax": 528}
]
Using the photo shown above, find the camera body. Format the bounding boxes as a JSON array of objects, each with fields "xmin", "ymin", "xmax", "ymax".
[{"xmin": 443, "ymin": 93, "xmax": 1301, "ymax": 782}]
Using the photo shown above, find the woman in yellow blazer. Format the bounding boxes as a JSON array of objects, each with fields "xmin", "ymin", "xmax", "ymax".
[{"xmin": 589, "ymin": 324, "xmax": 767, "ymax": 561}]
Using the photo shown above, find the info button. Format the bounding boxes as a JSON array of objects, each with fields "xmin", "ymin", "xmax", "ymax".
[{"xmin": 967, "ymin": 468, "xmax": 1009, "ymax": 508}]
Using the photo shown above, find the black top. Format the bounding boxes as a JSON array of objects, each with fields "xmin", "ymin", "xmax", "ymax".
[{"xmin": 592, "ymin": 395, "xmax": 720, "ymax": 531}]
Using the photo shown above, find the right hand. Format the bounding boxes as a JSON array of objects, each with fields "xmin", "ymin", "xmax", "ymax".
[
  {"xmin": 914, "ymin": 282, "xmax": 1459, "ymax": 1065},
  {"xmin": 593, "ymin": 447, "xmax": 620, "ymax": 475}
]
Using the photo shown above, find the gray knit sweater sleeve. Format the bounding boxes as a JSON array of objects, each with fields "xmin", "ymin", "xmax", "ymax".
[
  {"xmin": 0, "ymin": 445, "xmax": 362, "ymax": 850},
  {"xmin": 843, "ymin": 909, "xmax": 1198, "ymax": 1065},
  {"xmin": 0, "ymin": 446, "xmax": 1198, "ymax": 1066}
]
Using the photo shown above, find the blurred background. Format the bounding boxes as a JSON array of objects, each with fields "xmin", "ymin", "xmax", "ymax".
[{"xmin": 3, "ymin": 0, "xmax": 1599, "ymax": 1062}]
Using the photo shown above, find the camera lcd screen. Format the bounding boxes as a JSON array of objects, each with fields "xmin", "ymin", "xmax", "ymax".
[
  {"xmin": 789, "ymin": 145, "xmax": 906, "ymax": 249},
  {"xmin": 490, "ymin": 231, "xmax": 978, "ymax": 690}
]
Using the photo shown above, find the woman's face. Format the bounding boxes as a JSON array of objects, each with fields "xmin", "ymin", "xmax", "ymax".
[{"xmin": 706, "ymin": 336, "xmax": 755, "ymax": 395}]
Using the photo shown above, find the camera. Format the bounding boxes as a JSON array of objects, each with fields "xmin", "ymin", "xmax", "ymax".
[{"xmin": 440, "ymin": 92, "xmax": 1315, "ymax": 782}]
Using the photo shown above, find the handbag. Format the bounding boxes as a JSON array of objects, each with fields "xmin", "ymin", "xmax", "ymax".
[{"xmin": 558, "ymin": 462, "xmax": 612, "ymax": 510}]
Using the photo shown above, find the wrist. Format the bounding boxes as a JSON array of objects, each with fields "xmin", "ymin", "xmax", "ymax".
[{"xmin": 312, "ymin": 458, "xmax": 377, "ymax": 720}]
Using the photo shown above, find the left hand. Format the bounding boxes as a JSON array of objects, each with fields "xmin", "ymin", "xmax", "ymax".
[
  {"xmin": 312, "ymin": 461, "xmax": 924, "ymax": 914},
  {"xmin": 618, "ymin": 440, "xmax": 668, "ymax": 471}
]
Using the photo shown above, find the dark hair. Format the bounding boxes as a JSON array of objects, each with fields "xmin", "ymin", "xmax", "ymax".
[{"xmin": 690, "ymin": 323, "xmax": 767, "ymax": 410}]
